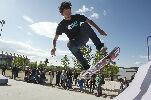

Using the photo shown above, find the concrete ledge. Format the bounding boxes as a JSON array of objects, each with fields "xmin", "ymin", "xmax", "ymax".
[{"xmin": 0, "ymin": 74, "xmax": 8, "ymax": 85}]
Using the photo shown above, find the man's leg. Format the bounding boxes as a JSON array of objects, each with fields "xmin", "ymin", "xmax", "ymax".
[
  {"xmin": 89, "ymin": 83, "xmax": 92, "ymax": 93},
  {"xmin": 80, "ymin": 23, "xmax": 105, "ymax": 51},
  {"xmin": 67, "ymin": 42, "xmax": 90, "ymax": 70},
  {"xmin": 2, "ymin": 70, "xmax": 3, "ymax": 75},
  {"xmin": 4, "ymin": 71, "xmax": 5, "ymax": 76}
]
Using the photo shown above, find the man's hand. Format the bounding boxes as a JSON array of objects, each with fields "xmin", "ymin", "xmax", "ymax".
[
  {"xmin": 98, "ymin": 29, "xmax": 107, "ymax": 36},
  {"xmin": 51, "ymin": 35, "xmax": 59, "ymax": 56},
  {"xmin": 51, "ymin": 48, "xmax": 56, "ymax": 56}
]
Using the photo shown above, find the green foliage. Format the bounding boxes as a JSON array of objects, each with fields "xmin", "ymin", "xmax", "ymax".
[
  {"xmin": 80, "ymin": 45, "xmax": 93, "ymax": 65},
  {"xmin": 37, "ymin": 61, "xmax": 47, "ymax": 68},
  {"xmin": 71, "ymin": 45, "xmax": 119, "ymax": 78},
  {"xmin": 29, "ymin": 61, "xmax": 38, "ymax": 68},
  {"xmin": 72, "ymin": 45, "xmax": 93, "ymax": 70},
  {"xmin": 92, "ymin": 50, "xmax": 104, "ymax": 65},
  {"xmin": 12, "ymin": 55, "xmax": 29, "ymax": 70},
  {"xmin": 102, "ymin": 64, "xmax": 119, "ymax": 77},
  {"xmin": 61, "ymin": 55, "xmax": 70, "ymax": 70},
  {"xmin": 72, "ymin": 57, "xmax": 82, "ymax": 69}
]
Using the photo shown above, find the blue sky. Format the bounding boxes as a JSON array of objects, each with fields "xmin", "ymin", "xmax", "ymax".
[{"xmin": 0, "ymin": 0, "xmax": 151, "ymax": 67}]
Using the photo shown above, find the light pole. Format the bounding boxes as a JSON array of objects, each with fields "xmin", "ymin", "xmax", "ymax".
[
  {"xmin": 0, "ymin": 20, "xmax": 5, "ymax": 36},
  {"xmin": 147, "ymin": 36, "xmax": 151, "ymax": 61}
]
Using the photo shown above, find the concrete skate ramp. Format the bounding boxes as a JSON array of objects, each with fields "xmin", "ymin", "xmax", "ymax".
[
  {"xmin": 113, "ymin": 61, "xmax": 151, "ymax": 100},
  {"xmin": 0, "ymin": 74, "xmax": 8, "ymax": 85}
]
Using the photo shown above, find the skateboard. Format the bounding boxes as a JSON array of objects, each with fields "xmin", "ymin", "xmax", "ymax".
[{"xmin": 81, "ymin": 47, "xmax": 120, "ymax": 79}]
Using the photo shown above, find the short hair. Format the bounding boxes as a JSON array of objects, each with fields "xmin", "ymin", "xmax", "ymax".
[{"xmin": 59, "ymin": 1, "xmax": 72, "ymax": 14}]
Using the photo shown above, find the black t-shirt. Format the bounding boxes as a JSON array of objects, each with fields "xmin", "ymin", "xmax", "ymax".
[{"xmin": 56, "ymin": 14, "xmax": 87, "ymax": 40}]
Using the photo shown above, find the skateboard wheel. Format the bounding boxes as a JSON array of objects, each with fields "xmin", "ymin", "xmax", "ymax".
[{"xmin": 106, "ymin": 59, "xmax": 109, "ymax": 61}]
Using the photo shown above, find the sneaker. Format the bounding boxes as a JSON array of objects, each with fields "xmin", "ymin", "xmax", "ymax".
[
  {"xmin": 81, "ymin": 91, "xmax": 84, "ymax": 93},
  {"xmin": 100, "ymin": 46, "xmax": 107, "ymax": 54},
  {"xmin": 80, "ymin": 73, "xmax": 91, "ymax": 80}
]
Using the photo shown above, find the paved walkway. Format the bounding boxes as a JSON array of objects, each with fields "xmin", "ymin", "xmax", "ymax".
[{"xmin": 0, "ymin": 79, "xmax": 113, "ymax": 100}]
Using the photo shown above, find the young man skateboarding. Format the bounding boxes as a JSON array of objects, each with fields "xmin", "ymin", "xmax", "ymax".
[{"xmin": 51, "ymin": 1, "xmax": 107, "ymax": 72}]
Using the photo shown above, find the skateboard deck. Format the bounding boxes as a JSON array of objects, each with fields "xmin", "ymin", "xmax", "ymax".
[{"xmin": 81, "ymin": 47, "xmax": 120, "ymax": 79}]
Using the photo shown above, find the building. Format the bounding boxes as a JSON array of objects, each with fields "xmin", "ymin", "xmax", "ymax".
[
  {"xmin": 0, "ymin": 51, "xmax": 30, "ymax": 68},
  {"xmin": 0, "ymin": 54, "xmax": 13, "ymax": 67},
  {"xmin": 117, "ymin": 67, "xmax": 138, "ymax": 80}
]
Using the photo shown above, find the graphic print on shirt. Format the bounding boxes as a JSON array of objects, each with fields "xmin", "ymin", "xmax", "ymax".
[{"xmin": 67, "ymin": 21, "xmax": 78, "ymax": 30}]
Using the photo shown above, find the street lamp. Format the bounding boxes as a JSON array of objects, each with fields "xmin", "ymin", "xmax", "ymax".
[
  {"xmin": 0, "ymin": 20, "xmax": 5, "ymax": 36},
  {"xmin": 147, "ymin": 36, "xmax": 151, "ymax": 61}
]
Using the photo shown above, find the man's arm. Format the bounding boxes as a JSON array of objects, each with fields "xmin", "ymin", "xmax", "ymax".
[
  {"xmin": 85, "ymin": 19, "xmax": 107, "ymax": 36},
  {"xmin": 51, "ymin": 35, "xmax": 59, "ymax": 56}
]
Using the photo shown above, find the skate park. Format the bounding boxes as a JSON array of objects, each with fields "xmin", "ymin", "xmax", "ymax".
[
  {"xmin": 1, "ymin": 37, "xmax": 151, "ymax": 100},
  {"xmin": 112, "ymin": 36, "xmax": 151, "ymax": 100},
  {"xmin": 1, "ymin": 0, "xmax": 151, "ymax": 100},
  {"xmin": 113, "ymin": 61, "xmax": 151, "ymax": 100},
  {"xmin": 1, "ymin": 54, "xmax": 151, "ymax": 100}
]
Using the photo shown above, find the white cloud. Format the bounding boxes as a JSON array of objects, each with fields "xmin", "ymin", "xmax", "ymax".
[
  {"xmin": 26, "ymin": 40, "xmax": 32, "ymax": 45},
  {"xmin": 29, "ymin": 22, "xmax": 56, "ymax": 38},
  {"xmin": 103, "ymin": 10, "xmax": 107, "ymax": 16},
  {"xmin": 75, "ymin": 5, "xmax": 99, "ymax": 19},
  {"xmin": 134, "ymin": 61, "xmax": 147, "ymax": 67},
  {"xmin": 27, "ymin": 32, "xmax": 32, "ymax": 35},
  {"xmin": 139, "ymin": 55, "xmax": 151, "ymax": 59},
  {"xmin": 17, "ymin": 26, "xmax": 23, "ymax": 29},
  {"xmin": 0, "ymin": 39, "xmax": 50, "ymax": 61},
  {"xmin": 140, "ymin": 55, "xmax": 147, "ymax": 59},
  {"xmin": 139, "ymin": 55, "xmax": 151, "ymax": 62},
  {"xmin": 0, "ymin": 39, "xmax": 71, "ymax": 65},
  {"xmin": 0, "ymin": 39, "xmax": 47, "ymax": 57},
  {"xmin": 29, "ymin": 22, "xmax": 68, "ymax": 41},
  {"xmin": 91, "ymin": 12, "xmax": 99, "ymax": 19},
  {"xmin": 0, "ymin": 39, "xmax": 108, "ymax": 67},
  {"xmin": 23, "ymin": 16, "xmax": 34, "ymax": 23},
  {"xmin": 134, "ymin": 61, "xmax": 142, "ymax": 65},
  {"xmin": 57, "ymin": 50, "xmax": 71, "ymax": 56},
  {"xmin": 76, "ymin": 5, "xmax": 94, "ymax": 14}
]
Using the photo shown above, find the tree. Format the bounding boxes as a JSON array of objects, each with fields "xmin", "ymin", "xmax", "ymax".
[
  {"xmin": 92, "ymin": 50, "xmax": 119, "ymax": 79},
  {"xmin": 12, "ymin": 54, "xmax": 24, "ymax": 68},
  {"xmin": 72, "ymin": 45, "xmax": 93, "ymax": 70},
  {"xmin": 29, "ymin": 61, "xmax": 37, "ymax": 68},
  {"xmin": 24, "ymin": 56, "xmax": 30, "ymax": 67},
  {"xmin": 80, "ymin": 45, "xmax": 93, "ymax": 65},
  {"xmin": 61, "ymin": 55, "xmax": 70, "ymax": 71},
  {"xmin": 72, "ymin": 57, "xmax": 82, "ymax": 69},
  {"xmin": 92, "ymin": 50, "xmax": 105, "ymax": 65},
  {"xmin": 102, "ymin": 64, "xmax": 119, "ymax": 79},
  {"xmin": 68, "ymin": 44, "xmax": 120, "ymax": 78},
  {"xmin": 37, "ymin": 61, "xmax": 45, "ymax": 68},
  {"xmin": 11, "ymin": 54, "xmax": 30, "ymax": 70}
]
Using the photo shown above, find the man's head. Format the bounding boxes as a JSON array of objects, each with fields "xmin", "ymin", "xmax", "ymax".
[{"xmin": 59, "ymin": 1, "xmax": 72, "ymax": 19}]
